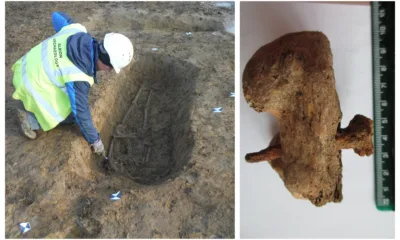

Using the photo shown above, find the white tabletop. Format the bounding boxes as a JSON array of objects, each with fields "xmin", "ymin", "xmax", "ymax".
[{"xmin": 240, "ymin": 2, "xmax": 394, "ymax": 238}]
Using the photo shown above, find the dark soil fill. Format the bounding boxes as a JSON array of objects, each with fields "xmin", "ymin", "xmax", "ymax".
[{"xmin": 105, "ymin": 54, "xmax": 198, "ymax": 185}]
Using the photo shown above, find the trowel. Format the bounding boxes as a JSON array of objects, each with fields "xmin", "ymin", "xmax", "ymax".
[
  {"xmin": 102, "ymin": 150, "xmax": 109, "ymax": 161},
  {"xmin": 99, "ymin": 150, "xmax": 114, "ymax": 174}
]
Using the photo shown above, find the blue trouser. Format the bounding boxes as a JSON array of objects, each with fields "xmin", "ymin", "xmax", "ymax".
[{"xmin": 27, "ymin": 111, "xmax": 75, "ymax": 130}]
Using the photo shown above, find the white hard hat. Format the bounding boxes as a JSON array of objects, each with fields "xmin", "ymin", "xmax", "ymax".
[{"xmin": 103, "ymin": 33, "xmax": 134, "ymax": 74}]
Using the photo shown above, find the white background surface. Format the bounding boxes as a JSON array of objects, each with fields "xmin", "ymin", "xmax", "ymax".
[{"xmin": 240, "ymin": 2, "xmax": 394, "ymax": 239}]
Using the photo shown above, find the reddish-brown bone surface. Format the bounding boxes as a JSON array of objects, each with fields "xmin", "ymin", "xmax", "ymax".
[{"xmin": 243, "ymin": 31, "xmax": 374, "ymax": 206}]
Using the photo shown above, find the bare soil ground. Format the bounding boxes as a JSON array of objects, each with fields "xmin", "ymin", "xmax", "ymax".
[{"xmin": 5, "ymin": 2, "xmax": 234, "ymax": 238}]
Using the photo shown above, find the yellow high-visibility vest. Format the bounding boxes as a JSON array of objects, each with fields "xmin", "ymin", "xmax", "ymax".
[{"xmin": 12, "ymin": 23, "xmax": 94, "ymax": 131}]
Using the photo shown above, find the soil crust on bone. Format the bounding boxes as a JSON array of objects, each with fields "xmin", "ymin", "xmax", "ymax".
[{"xmin": 243, "ymin": 31, "xmax": 373, "ymax": 207}]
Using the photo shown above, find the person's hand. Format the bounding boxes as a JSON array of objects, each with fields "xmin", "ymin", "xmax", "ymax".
[{"xmin": 92, "ymin": 138, "xmax": 105, "ymax": 156}]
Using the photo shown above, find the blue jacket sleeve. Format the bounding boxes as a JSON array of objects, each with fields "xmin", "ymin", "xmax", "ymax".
[
  {"xmin": 65, "ymin": 81, "xmax": 99, "ymax": 144},
  {"xmin": 52, "ymin": 12, "xmax": 76, "ymax": 33}
]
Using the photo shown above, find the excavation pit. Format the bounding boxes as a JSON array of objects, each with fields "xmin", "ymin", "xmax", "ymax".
[
  {"xmin": 105, "ymin": 54, "xmax": 198, "ymax": 185},
  {"xmin": 6, "ymin": 2, "xmax": 234, "ymax": 237}
]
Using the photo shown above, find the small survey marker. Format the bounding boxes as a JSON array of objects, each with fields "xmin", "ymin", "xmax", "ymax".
[
  {"xmin": 19, "ymin": 222, "xmax": 31, "ymax": 234},
  {"xmin": 213, "ymin": 107, "xmax": 223, "ymax": 113},
  {"xmin": 110, "ymin": 191, "xmax": 122, "ymax": 201}
]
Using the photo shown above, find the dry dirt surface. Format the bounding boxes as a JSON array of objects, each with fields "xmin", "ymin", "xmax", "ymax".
[{"xmin": 5, "ymin": 2, "xmax": 234, "ymax": 238}]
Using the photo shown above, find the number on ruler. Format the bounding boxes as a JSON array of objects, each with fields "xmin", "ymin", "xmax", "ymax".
[
  {"xmin": 382, "ymin": 118, "xmax": 388, "ymax": 124},
  {"xmin": 381, "ymin": 83, "xmax": 387, "ymax": 88},
  {"xmin": 383, "ymin": 152, "xmax": 389, "ymax": 158},
  {"xmin": 381, "ymin": 65, "xmax": 387, "ymax": 71},
  {"xmin": 380, "ymin": 48, "xmax": 387, "ymax": 54},
  {"xmin": 383, "ymin": 198, "xmax": 390, "ymax": 205},
  {"xmin": 379, "ymin": 9, "xmax": 386, "ymax": 18},
  {"xmin": 381, "ymin": 100, "xmax": 388, "ymax": 107},
  {"xmin": 380, "ymin": 26, "xmax": 386, "ymax": 35},
  {"xmin": 383, "ymin": 187, "xmax": 389, "ymax": 192},
  {"xmin": 382, "ymin": 135, "xmax": 388, "ymax": 141},
  {"xmin": 383, "ymin": 170, "xmax": 390, "ymax": 176}
]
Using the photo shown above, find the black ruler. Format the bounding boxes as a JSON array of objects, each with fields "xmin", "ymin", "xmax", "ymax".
[{"xmin": 371, "ymin": 1, "xmax": 395, "ymax": 211}]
